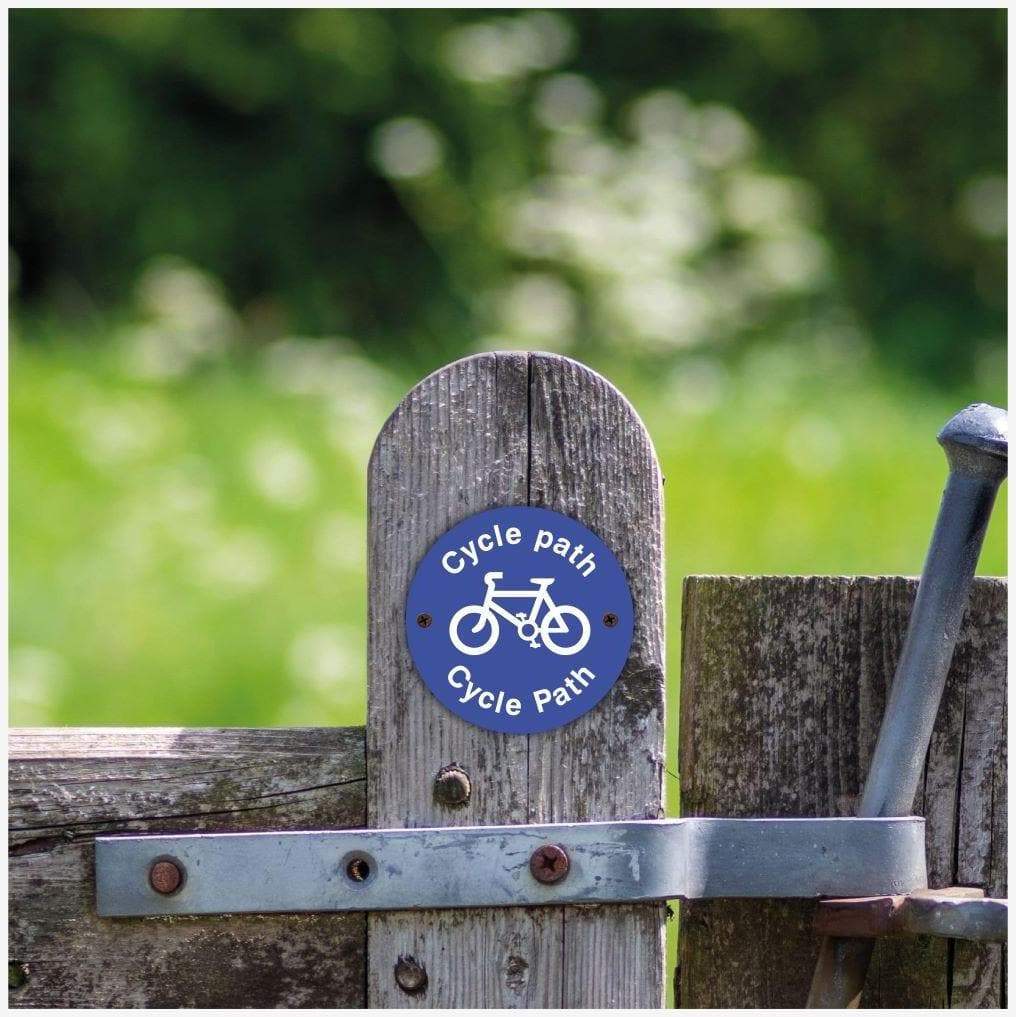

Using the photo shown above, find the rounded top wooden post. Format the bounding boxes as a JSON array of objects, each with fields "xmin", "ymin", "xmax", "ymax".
[{"xmin": 366, "ymin": 351, "xmax": 666, "ymax": 1007}]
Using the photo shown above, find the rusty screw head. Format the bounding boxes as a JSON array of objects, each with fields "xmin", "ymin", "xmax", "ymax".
[
  {"xmin": 602, "ymin": 612, "xmax": 618, "ymax": 628},
  {"xmin": 149, "ymin": 859, "xmax": 184, "ymax": 895},
  {"xmin": 416, "ymin": 613, "xmax": 433, "ymax": 629},
  {"xmin": 433, "ymin": 764, "xmax": 471, "ymax": 808},
  {"xmin": 529, "ymin": 843, "xmax": 570, "ymax": 885},
  {"xmin": 394, "ymin": 955, "xmax": 428, "ymax": 995}
]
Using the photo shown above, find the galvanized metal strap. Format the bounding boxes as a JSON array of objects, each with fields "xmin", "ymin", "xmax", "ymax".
[{"xmin": 95, "ymin": 816, "xmax": 927, "ymax": 917}]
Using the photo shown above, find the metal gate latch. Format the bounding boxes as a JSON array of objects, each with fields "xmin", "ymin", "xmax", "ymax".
[{"xmin": 95, "ymin": 816, "xmax": 926, "ymax": 917}]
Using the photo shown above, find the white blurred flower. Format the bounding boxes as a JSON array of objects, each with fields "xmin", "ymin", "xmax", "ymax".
[
  {"xmin": 696, "ymin": 105, "xmax": 755, "ymax": 167},
  {"xmin": 724, "ymin": 173, "xmax": 818, "ymax": 233},
  {"xmin": 666, "ymin": 357, "xmax": 730, "ymax": 415},
  {"xmin": 546, "ymin": 134, "xmax": 618, "ymax": 179},
  {"xmin": 197, "ymin": 530, "xmax": 276, "ymax": 593},
  {"xmin": 372, "ymin": 117, "xmax": 444, "ymax": 180},
  {"xmin": 10, "ymin": 646, "xmax": 66, "ymax": 724},
  {"xmin": 262, "ymin": 337, "xmax": 394, "ymax": 411},
  {"xmin": 124, "ymin": 257, "xmax": 239, "ymax": 380},
  {"xmin": 156, "ymin": 459, "xmax": 217, "ymax": 519},
  {"xmin": 493, "ymin": 82, "xmax": 839, "ymax": 353},
  {"xmin": 607, "ymin": 276, "xmax": 710, "ymax": 348},
  {"xmin": 958, "ymin": 174, "xmax": 1006, "ymax": 239},
  {"xmin": 136, "ymin": 257, "xmax": 232, "ymax": 332},
  {"xmin": 263, "ymin": 338, "xmax": 348, "ymax": 395},
  {"xmin": 123, "ymin": 326, "xmax": 194, "ymax": 380},
  {"xmin": 534, "ymin": 74, "xmax": 603, "ymax": 131},
  {"xmin": 74, "ymin": 396, "xmax": 174, "ymax": 467},
  {"xmin": 627, "ymin": 90, "xmax": 695, "ymax": 141},
  {"xmin": 247, "ymin": 435, "xmax": 318, "ymax": 509},
  {"xmin": 288, "ymin": 625, "xmax": 357, "ymax": 692},
  {"xmin": 499, "ymin": 273, "xmax": 577, "ymax": 345},
  {"xmin": 443, "ymin": 13, "xmax": 572, "ymax": 84},
  {"xmin": 747, "ymin": 235, "xmax": 829, "ymax": 291},
  {"xmin": 444, "ymin": 23, "xmax": 519, "ymax": 84},
  {"xmin": 323, "ymin": 392, "xmax": 388, "ymax": 465},
  {"xmin": 315, "ymin": 511, "xmax": 364, "ymax": 572},
  {"xmin": 783, "ymin": 415, "xmax": 843, "ymax": 476}
]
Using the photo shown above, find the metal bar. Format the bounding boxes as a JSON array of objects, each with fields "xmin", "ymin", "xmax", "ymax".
[
  {"xmin": 94, "ymin": 816, "xmax": 927, "ymax": 918},
  {"xmin": 807, "ymin": 403, "xmax": 1008, "ymax": 1008},
  {"xmin": 815, "ymin": 888, "xmax": 1007, "ymax": 943}
]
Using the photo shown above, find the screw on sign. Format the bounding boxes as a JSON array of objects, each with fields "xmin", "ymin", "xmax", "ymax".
[{"xmin": 405, "ymin": 506, "xmax": 635, "ymax": 735}]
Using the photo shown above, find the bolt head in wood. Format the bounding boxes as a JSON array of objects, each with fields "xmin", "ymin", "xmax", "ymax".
[
  {"xmin": 433, "ymin": 765, "xmax": 471, "ymax": 808},
  {"xmin": 529, "ymin": 843, "xmax": 570, "ymax": 884},
  {"xmin": 394, "ymin": 955, "xmax": 428, "ymax": 995},
  {"xmin": 149, "ymin": 859, "xmax": 184, "ymax": 895}
]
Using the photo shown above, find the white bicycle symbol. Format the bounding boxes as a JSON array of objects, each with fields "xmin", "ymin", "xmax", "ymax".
[{"xmin": 449, "ymin": 571, "xmax": 591, "ymax": 657}]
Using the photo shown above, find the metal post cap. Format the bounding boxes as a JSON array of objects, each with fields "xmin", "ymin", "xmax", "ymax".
[
  {"xmin": 938, "ymin": 403, "xmax": 1007, "ymax": 468},
  {"xmin": 938, "ymin": 403, "xmax": 1007, "ymax": 481}
]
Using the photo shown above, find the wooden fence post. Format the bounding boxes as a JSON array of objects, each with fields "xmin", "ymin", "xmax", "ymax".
[
  {"xmin": 678, "ymin": 576, "xmax": 1007, "ymax": 1008},
  {"xmin": 366, "ymin": 352, "xmax": 666, "ymax": 1007}
]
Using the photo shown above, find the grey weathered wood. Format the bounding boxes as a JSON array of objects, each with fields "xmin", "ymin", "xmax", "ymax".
[
  {"xmin": 367, "ymin": 352, "xmax": 665, "ymax": 1007},
  {"xmin": 528, "ymin": 354, "xmax": 667, "ymax": 1007},
  {"xmin": 677, "ymin": 576, "xmax": 1006, "ymax": 1009},
  {"xmin": 9, "ymin": 727, "xmax": 367, "ymax": 1008}
]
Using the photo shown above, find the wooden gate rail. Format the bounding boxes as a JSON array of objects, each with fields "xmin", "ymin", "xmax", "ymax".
[{"xmin": 9, "ymin": 729, "xmax": 368, "ymax": 1008}]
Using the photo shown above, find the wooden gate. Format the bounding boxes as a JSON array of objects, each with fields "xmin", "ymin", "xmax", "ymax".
[{"xmin": 8, "ymin": 353, "xmax": 1007, "ymax": 1008}]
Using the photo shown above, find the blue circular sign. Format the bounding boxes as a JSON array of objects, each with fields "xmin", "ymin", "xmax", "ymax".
[{"xmin": 405, "ymin": 506, "xmax": 634, "ymax": 734}]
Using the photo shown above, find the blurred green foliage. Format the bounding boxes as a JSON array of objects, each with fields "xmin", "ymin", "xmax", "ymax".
[{"xmin": 11, "ymin": 9, "xmax": 1006, "ymax": 384}]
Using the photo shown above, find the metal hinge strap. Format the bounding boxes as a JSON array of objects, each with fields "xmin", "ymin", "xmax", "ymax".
[{"xmin": 95, "ymin": 816, "xmax": 926, "ymax": 917}]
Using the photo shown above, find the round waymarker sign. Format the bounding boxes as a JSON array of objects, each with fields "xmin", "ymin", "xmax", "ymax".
[{"xmin": 405, "ymin": 506, "xmax": 634, "ymax": 734}]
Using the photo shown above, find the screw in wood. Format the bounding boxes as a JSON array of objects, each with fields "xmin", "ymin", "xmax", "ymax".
[
  {"xmin": 602, "ymin": 612, "xmax": 618, "ymax": 627},
  {"xmin": 394, "ymin": 955, "xmax": 428, "ymax": 995},
  {"xmin": 529, "ymin": 843, "xmax": 570, "ymax": 884},
  {"xmin": 149, "ymin": 858, "xmax": 184, "ymax": 895},
  {"xmin": 433, "ymin": 764, "xmax": 471, "ymax": 808},
  {"xmin": 416, "ymin": 613, "xmax": 433, "ymax": 628}
]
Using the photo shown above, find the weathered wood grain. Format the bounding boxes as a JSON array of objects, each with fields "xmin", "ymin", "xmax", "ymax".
[
  {"xmin": 528, "ymin": 354, "xmax": 666, "ymax": 1007},
  {"xmin": 9, "ymin": 727, "xmax": 367, "ymax": 1008},
  {"xmin": 367, "ymin": 352, "xmax": 665, "ymax": 1007},
  {"xmin": 677, "ymin": 576, "xmax": 1006, "ymax": 1009}
]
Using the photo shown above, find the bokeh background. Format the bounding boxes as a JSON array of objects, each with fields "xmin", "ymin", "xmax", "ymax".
[{"xmin": 11, "ymin": 10, "xmax": 1006, "ymax": 738}]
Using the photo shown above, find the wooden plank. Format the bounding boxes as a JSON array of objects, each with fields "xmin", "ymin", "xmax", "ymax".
[
  {"xmin": 367, "ymin": 353, "xmax": 665, "ymax": 1007},
  {"xmin": 677, "ymin": 576, "xmax": 1006, "ymax": 1009},
  {"xmin": 9, "ymin": 727, "xmax": 367, "ymax": 1008},
  {"xmin": 528, "ymin": 353, "xmax": 666, "ymax": 1008}
]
